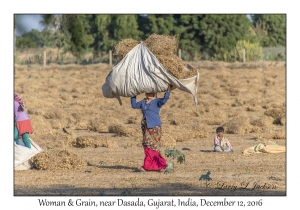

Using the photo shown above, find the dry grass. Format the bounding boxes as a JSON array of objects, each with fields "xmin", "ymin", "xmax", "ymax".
[
  {"xmin": 113, "ymin": 38, "xmax": 139, "ymax": 61},
  {"xmin": 108, "ymin": 124, "xmax": 135, "ymax": 137},
  {"xmin": 224, "ymin": 115, "xmax": 252, "ymax": 134},
  {"xmin": 14, "ymin": 61, "xmax": 286, "ymax": 196},
  {"xmin": 29, "ymin": 149, "xmax": 85, "ymax": 170},
  {"xmin": 144, "ymin": 34, "xmax": 178, "ymax": 55}
]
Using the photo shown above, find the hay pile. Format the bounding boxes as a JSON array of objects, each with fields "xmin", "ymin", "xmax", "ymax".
[
  {"xmin": 144, "ymin": 34, "xmax": 178, "ymax": 56},
  {"xmin": 108, "ymin": 124, "xmax": 135, "ymax": 137},
  {"xmin": 114, "ymin": 34, "xmax": 197, "ymax": 79},
  {"xmin": 72, "ymin": 136, "xmax": 102, "ymax": 148},
  {"xmin": 29, "ymin": 149, "xmax": 85, "ymax": 170},
  {"xmin": 71, "ymin": 136, "xmax": 118, "ymax": 148},
  {"xmin": 264, "ymin": 108, "xmax": 285, "ymax": 119},
  {"xmin": 192, "ymin": 124, "xmax": 209, "ymax": 138},
  {"xmin": 274, "ymin": 115, "xmax": 286, "ymax": 126},
  {"xmin": 203, "ymin": 110, "xmax": 227, "ymax": 125},
  {"xmin": 250, "ymin": 115, "xmax": 274, "ymax": 129},
  {"xmin": 114, "ymin": 38, "xmax": 139, "ymax": 60},
  {"xmin": 224, "ymin": 115, "xmax": 252, "ymax": 134}
]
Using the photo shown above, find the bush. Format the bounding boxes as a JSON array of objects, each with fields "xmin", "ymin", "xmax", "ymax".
[
  {"xmin": 234, "ymin": 40, "xmax": 263, "ymax": 62},
  {"xmin": 213, "ymin": 40, "xmax": 263, "ymax": 62},
  {"xmin": 263, "ymin": 46, "xmax": 286, "ymax": 61}
]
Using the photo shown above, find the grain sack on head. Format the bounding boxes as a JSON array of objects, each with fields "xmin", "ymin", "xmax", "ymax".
[{"xmin": 102, "ymin": 42, "xmax": 199, "ymax": 106}]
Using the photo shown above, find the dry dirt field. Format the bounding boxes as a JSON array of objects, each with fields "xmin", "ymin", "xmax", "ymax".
[{"xmin": 14, "ymin": 61, "xmax": 286, "ymax": 196}]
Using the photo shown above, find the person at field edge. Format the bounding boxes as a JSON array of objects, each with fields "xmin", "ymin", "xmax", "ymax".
[
  {"xmin": 131, "ymin": 84, "xmax": 173, "ymax": 172},
  {"xmin": 214, "ymin": 126, "xmax": 233, "ymax": 153},
  {"xmin": 14, "ymin": 93, "xmax": 33, "ymax": 148}
]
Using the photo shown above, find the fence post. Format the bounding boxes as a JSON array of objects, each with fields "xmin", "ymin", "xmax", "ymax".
[
  {"xmin": 178, "ymin": 49, "xmax": 181, "ymax": 59},
  {"xmin": 109, "ymin": 50, "xmax": 112, "ymax": 66},
  {"xmin": 243, "ymin": 48, "xmax": 246, "ymax": 63},
  {"xmin": 44, "ymin": 51, "xmax": 46, "ymax": 68}
]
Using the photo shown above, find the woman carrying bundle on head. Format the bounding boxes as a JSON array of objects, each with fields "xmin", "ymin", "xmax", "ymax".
[
  {"xmin": 131, "ymin": 85, "xmax": 173, "ymax": 172},
  {"xmin": 14, "ymin": 93, "xmax": 33, "ymax": 148}
]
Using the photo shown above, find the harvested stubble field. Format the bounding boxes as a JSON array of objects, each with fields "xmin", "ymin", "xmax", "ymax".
[{"xmin": 14, "ymin": 60, "xmax": 286, "ymax": 196}]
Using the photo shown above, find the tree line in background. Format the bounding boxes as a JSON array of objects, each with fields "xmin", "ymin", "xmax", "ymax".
[{"xmin": 15, "ymin": 14, "xmax": 286, "ymax": 63}]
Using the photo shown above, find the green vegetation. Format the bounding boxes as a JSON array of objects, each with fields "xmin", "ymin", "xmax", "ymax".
[
  {"xmin": 250, "ymin": 14, "xmax": 286, "ymax": 47},
  {"xmin": 164, "ymin": 148, "xmax": 185, "ymax": 174},
  {"xmin": 15, "ymin": 14, "xmax": 286, "ymax": 64},
  {"xmin": 263, "ymin": 46, "xmax": 286, "ymax": 61}
]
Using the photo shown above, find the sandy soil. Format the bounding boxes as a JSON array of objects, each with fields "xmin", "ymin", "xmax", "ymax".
[{"xmin": 14, "ymin": 61, "xmax": 286, "ymax": 196}]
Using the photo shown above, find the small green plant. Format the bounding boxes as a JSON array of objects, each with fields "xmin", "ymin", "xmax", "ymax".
[
  {"xmin": 165, "ymin": 148, "xmax": 185, "ymax": 164},
  {"xmin": 199, "ymin": 171, "xmax": 212, "ymax": 188},
  {"xmin": 164, "ymin": 148, "xmax": 185, "ymax": 174},
  {"xmin": 199, "ymin": 171, "xmax": 212, "ymax": 181},
  {"xmin": 163, "ymin": 163, "xmax": 174, "ymax": 174}
]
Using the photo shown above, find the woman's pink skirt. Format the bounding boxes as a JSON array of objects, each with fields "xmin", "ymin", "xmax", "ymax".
[
  {"xmin": 142, "ymin": 147, "xmax": 167, "ymax": 171},
  {"xmin": 140, "ymin": 117, "xmax": 167, "ymax": 171},
  {"xmin": 16, "ymin": 119, "xmax": 33, "ymax": 137}
]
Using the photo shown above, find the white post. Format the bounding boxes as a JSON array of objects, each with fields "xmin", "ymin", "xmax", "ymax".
[
  {"xmin": 243, "ymin": 48, "xmax": 246, "ymax": 63},
  {"xmin": 44, "ymin": 51, "xmax": 46, "ymax": 68},
  {"xmin": 109, "ymin": 50, "xmax": 112, "ymax": 66},
  {"xmin": 178, "ymin": 49, "xmax": 181, "ymax": 59}
]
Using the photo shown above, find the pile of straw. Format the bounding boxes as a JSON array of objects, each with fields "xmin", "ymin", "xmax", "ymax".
[
  {"xmin": 250, "ymin": 115, "xmax": 273, "ymax": 129},
  {"xmin": 264, "ymin": 108, "xmax": 285, "ymax": 119},
  {"xmin": 108, "ymin": 124, "xmax": 134, "ymax": 137},
  {"xmin": 224, "ymin": 115, "xmax": 252, "ymax": 134},
  {"xmin": 71, "ymin": 136, "xmax": 118, "ymax": 148},
  {"xmin": 113, "ymin": 34, "xmax": 197, "ymax": 79},
  {"xmin": 29, "ymin": 149, "xmax": 85, "ymax": 170},
  {"xmin": 144, "ymin": 34, "xmax": 178, "ymax": 56},
  {"xmin": 114, "ymin": 38, "xmax": 139, "ymax": 61}
]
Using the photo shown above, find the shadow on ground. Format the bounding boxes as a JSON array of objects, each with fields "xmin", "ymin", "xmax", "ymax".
[{"xmin": 14, "ymin": 182, "xmax": 286, "ymax": 196}]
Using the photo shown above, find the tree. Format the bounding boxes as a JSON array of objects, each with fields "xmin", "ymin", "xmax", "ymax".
[
  {"xmin": 173, "ymin": 14, "xmax": 203, "ymax": 60},
  {"xmin": 66, "ymin": 15, "xmax": 94, "ymax": 63},
  {"xmin": 16, "ymin": 35, "xmax": 36, "ymax": 64},
  {"xmin": 87, "ymin": 14, "xmax": 112, "ymax": 58},
  {"xmin": 137, "ymin": 15, "xmax": 151, "ymax": 40},
  {"xmin": 145, "ymin": 14, "xmax": 175, "ymax": 36},
  {"xmin": 250, "ymin": 14, "xmax": 286, "ymax": 47},
  {"xmin": 137, "ymin": 14, "xmax": 203, "ymax": 60},
  {"xmin": 22, "ymin": 29, "xmax": 46, "ymax": 48},
  {"xmin": 40, "ymin": 14, "xmax": 72, "ymax": 61},
  {"xmin": 198, "ymin": 14, "xmax": 252, "ymax": 59},
  {"xmin": 88, "ymin": 14, "xmax": 141, "ymax": 59},
  {"xmin": 111, "ymin": 15, "xmax": 141, "ymax": 41}
]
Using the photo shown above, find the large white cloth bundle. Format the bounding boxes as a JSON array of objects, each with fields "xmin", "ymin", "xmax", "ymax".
[
  {"xmin": 14, "ymin": 138, "xmax": 43, "ymax": 170},
  {"xmin": 102, "ymin": 43, "xmax": 199, "ymax": 105}
]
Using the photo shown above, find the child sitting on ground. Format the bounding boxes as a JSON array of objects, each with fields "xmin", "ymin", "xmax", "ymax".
[{"xmin": 214, "ymin": 126, "xmax": 233, "ymax": 152}]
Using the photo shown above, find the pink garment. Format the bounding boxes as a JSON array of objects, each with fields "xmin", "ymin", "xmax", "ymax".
[
  {"xmin": 142, "ymin": 147, "xmax": 167, "ymax": 171},
  {"xmin": 14, "ymin": 100, "xmax": 33, "ymax": 136},
  {"xmin": 214, "ymin": 135, "xmax": 232, "ymax": 149},
  {"xmin": 14, "ymin": 101, "xmax": 30, "ymax": 122},
  {"xmin": 16, "ymin": 120, "xmax": 33, "ymax": 137}
]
